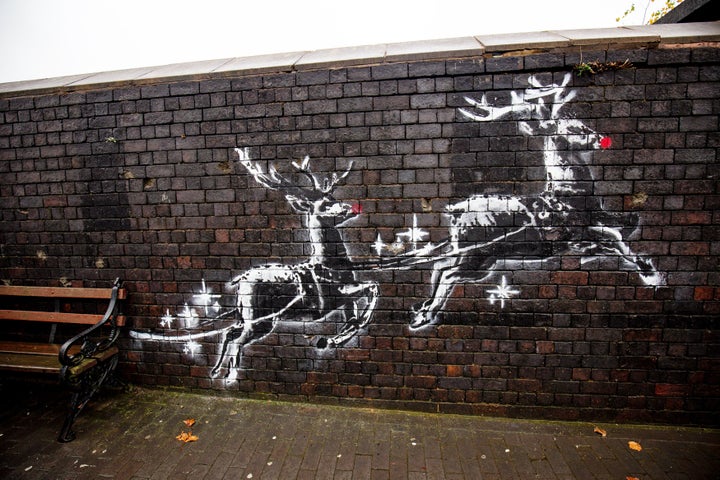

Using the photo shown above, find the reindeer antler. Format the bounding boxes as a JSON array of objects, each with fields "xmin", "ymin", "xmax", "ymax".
[
  {"xmin": 525, "ymin": 73, "xmax": 576, "ymax": 118},
  {"xmin": 459, "ymin": 92, "xmax": 530, "ymax": 122},
  {"xmin": 235, "ymin": 148, "xmax": 352, "ymax": 198},
  {"xmin": 235, "ymin": 147, "xmax": 300, "ymax": 192},
  {"xmin": 460, "ymin": 73, "xmax": 577, "ymax": 123},
  {"xmin": 290, "ymin": 154, "xmax": 353, "ymax": 194}
]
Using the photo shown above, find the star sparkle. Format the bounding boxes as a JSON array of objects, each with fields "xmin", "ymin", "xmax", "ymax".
[
  {"xmin": 373, "ymin": 233, "xmax": 386, "ymax": 256},
  {"xmin": 183, "ymin": 340, "xmax": 202, "ymax": 356},
  {"xmin": 193, "ymin": 279, "xmax": 221, "ymax": 316},
  {"xmin": 160, "ymin": 309, "xmax": 174, "ymax": 328},
  {"xmin": 397, "ymin": 214, "xmax": 429, "ymax": 250},
  {"xmin": 487, "ymin": 276, "xmax": 520, "ymax": 308}
]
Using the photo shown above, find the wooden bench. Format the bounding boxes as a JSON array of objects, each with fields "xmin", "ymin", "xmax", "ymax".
[{"xmin": 0, "ymin": 278, "xmax": 125, "ymax": 442}]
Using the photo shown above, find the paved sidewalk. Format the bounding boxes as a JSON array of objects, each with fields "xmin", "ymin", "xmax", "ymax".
[{"xmin": 0, "ymin": 382, "xmax": 718, "ymax": 479}]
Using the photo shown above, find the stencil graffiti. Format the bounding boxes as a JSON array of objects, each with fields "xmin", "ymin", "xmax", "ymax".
[
  {"xmin": 131, "ymin": 149, "xmax": 379, "ymax": 379},
  {"xmin": 398, "ymin": 73, "xmax": 664, "ymax": 327},
  {"xmin": 130, "ymin": 73, "xmax": 664, "ymax": 378}
]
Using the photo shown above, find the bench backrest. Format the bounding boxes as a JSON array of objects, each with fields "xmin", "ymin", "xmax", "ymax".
[{"xmin": 0, "ymin": 285, "xmax": 127, "ymax": 326}]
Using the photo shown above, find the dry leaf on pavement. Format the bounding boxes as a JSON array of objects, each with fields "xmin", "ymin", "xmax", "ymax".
[
  {"xmin": 628, "ymin": 441, "xmax": 642, "ymax": 451},
  {"xmin": 176, "ymin": 431, "xmax": 199, "ymax": 443},
  {"xmin": 183, "ymin": 418, "xmax": 196, "ymax": 428},
  {"xmin": 593, "ymin": 426, "xmax": 607, "ymax": 437}
]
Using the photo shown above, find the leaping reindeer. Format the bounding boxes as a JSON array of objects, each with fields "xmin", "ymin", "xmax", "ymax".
[
  {"xmin": 410, "ymin": 74, "xmax": 663, "ymax": 327},
  {"xmin": 210, "ymin": 148, "xmax": 378, "ymax": 377}
]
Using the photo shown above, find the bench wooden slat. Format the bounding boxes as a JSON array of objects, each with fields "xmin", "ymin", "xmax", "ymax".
[
  {"xmin": 0, "ymin": 341, "xmax": 81, "ymax": 356},
  {"xmin": 0, "ymin": 310, "xmax": 126, "ymax": 326},
  {"xmin": 0, "ymin": 352, "xmax": 62, "ymax": 373},
  {"xmin": 0, "ymin": 285, "xmax": 126, "ymax": 300},
  {"xmin": 0, "ymin": 346, "xmax": 118, "ymax": 376}
]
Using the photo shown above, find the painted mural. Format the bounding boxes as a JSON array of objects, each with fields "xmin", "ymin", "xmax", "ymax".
[
  {"xmin": 130, "ymin": 73, "xmax": 664, "ymax": 381},
  {"xmin": 406, "ymin": 73, "xmax": 664, "ymax": 327}
]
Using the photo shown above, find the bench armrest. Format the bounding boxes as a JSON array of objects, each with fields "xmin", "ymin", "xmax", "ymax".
[{"xmin": 59, "ymin": 278, "xmax": 124, "ymax": 369}]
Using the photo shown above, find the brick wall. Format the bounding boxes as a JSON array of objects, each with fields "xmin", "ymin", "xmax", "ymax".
[{"xmin": 1, "ymin": 35, "xmax": 719, "ymax": 425}]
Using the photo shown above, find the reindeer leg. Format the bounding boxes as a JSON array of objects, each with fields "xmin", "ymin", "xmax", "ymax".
[
  {"xmin": 587, "ymin": 226, "xmax": 665, "ymax": 286},
  {"xmin": 410, "ymin": 254, "xmax": 463, "ymax": 328},
  {"xmin": 211, "ymin": 324, "xmax": 245, "ymax": 378},
  {"xmin": 321, "ymin": 281, "xmax": 379, "ymax": 348}
]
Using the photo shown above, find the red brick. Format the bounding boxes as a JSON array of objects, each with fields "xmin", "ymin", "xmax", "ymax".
[{"xmin": 655, "ymin": 384, "xmax": 690, "ymax": 396}]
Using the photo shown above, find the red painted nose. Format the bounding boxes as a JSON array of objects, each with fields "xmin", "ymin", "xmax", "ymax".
[
  {"xmin": 600, "ymin": 136, "xmax": 612, "ymax": 149},
  {"xmin": 351, "ymin": 203, "xmax": 363, "ymax": 214}
]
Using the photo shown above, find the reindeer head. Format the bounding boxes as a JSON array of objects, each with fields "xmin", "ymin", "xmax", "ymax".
[
  {"xmin": 459, "ymin": 73, "xmax": 610, "ymax": 151},
  {"xmin": 235, "ymin": 148, "xmax": 357, "ymax": 226}
]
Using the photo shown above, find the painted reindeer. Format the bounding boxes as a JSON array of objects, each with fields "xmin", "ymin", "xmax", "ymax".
[
  {"xmin": 410, "ymin": 74, "xmax": 663, "ymax": 328},
  {"xmin": 210, "ymin": 148, "xmax": 378, "ymax": 377}
]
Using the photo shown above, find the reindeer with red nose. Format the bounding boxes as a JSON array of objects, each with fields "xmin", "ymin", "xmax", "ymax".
[
  {"xmin": 210, "ymin": 148, "xmax": 378, "ymax": 378},
  {"xmin": 410, "ymin": 74, "xmax": 663, "ymax": 328}
]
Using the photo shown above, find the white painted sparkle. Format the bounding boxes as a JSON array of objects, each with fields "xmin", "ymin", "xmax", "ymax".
[
  {"xmin": 160, "ymin": 309, "xmax": 174, "ymax": 328},
  {"xmin": 183, "ymin": 340, "xmax": 202, "ymax": 356},
  {"xmin": 373, "ymin": 234, "xmax": 386, "ymax": 256},
  {"xmin": 397, "ymin": 214, "xmax": 429, "ymax": 249},
  {"xmin": 487, "ymin": 276, "xmax": 520, "ymax": 308},
  {"xmin": 193, "ymin": 279, "xmax": 221, "ymax": 316}
]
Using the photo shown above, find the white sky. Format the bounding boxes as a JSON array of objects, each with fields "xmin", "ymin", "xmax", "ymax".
[{"xmin": 0, "ymin": 0, "xmax": 657, "ymax": 83}]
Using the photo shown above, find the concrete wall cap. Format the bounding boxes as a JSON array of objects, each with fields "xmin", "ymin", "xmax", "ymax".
[{"xmin": 1, "ymin": 22, "xmax": 718, "ymax": 96}]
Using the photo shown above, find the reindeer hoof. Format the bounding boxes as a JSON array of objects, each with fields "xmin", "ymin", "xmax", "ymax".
[
  {"xmin": 409, "ymin": 307, "xmax": 435, "ymax": 329},
  {"xmin": 316, "ymin": 337, "xmax": 338, "ymax": 349}
]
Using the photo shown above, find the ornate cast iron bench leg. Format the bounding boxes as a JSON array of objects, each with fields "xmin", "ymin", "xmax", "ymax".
[{"xmin": 58, "ymin": 355, "xmax": 118, "ymax": 443}]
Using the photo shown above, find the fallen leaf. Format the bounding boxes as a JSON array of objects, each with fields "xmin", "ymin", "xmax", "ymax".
[
  {"xmin": 183, "ymin": 418, "xmax": 196, "ymax": 428},
  {"xmin": 626, "ymin": 476, "xmax": 640, "ymax": 480},
  {"xmin": 593, "ymin": 426, "xmax": 607, "ymax": 437},
  {"xmin": 628, "ymin": 441, "xmax": 642, "ymax": 451},
  {"xmin": 176, "ymin": 431, "xmax": 199, "ymax": 443}
]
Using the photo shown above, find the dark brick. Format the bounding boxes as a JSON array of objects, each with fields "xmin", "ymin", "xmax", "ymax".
[
  {"xmin": 485, "ymin": 56, "xmax": 523, "ymax": 73},
  {"xmin": 371, "ymin": 64, "xmax": 408, "ymax": 80},
  {"xmin": 144, "ymin": 112, "xmax": 173, "ymax": 125},
  {"xmin": 141, "ymin": 85, "xmax": 170, "ymax": 98},
  {"xmin": 296, "ymin": 70, "xmax": 329, "ymax": 86}
]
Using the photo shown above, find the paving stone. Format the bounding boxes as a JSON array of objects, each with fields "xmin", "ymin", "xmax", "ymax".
[
  {"xmin": 68, "ymin": 67, "xmax": 157, "ymax": 86},
  {"xmin": 627, "ymin": 22, "xmax": 720, "ymax": 44},
  {"xmin": 296, "ymin": 44, "xmax": 387, "ymax": 70},
  {"xmin": 551, "ymin": 26, "xmax": 661, "ymax": 46},
  {"xmin": 476, "ymin": 31, "xmax": 570, "ymax": 53},
  {"xmin": 385, "ymin": 37, "xmax": 483, "ymax": 63},
  {"xmin": 215, "ymin": 51, "xmax": 306, "ymax": 75}
]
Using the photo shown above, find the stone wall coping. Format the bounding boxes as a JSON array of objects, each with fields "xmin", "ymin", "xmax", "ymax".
[{"xmin": 1, "ymin": 22, "xmax": 718, "ymax": 97}]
